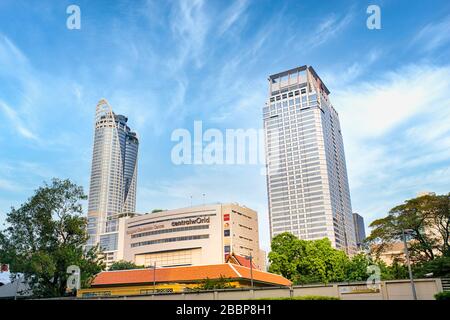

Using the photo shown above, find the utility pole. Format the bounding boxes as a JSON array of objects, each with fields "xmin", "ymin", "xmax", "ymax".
[
  {"xmin": 246, "ymin": 253, "xmax": 253, "ymax": 288},
  {"xmin": 14, "ymin": 274, "xmax": 20, "ymax": 300},
  {"xmin": 153, "ymin": 261, "xmax": 156, "ymax": 294},
  {"xmin": 402, "ymin": 229, "xmax": 417, "ymax": 300}
]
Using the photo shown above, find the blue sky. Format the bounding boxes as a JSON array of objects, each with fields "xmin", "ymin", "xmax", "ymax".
[{"xmin": 1, "ymin": 0, "xmax": 450, "ymax": 252}]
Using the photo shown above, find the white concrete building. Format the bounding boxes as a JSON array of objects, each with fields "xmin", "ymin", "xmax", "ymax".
[
  {"xmin": 86, "ymin": 99, "xmax": 139, "ymax": 266},
  {"xmin": 263, "ymin": 66, "xmax": 356, "ymax": 254},
  {"xmin": 121, "ymin": 203, "xmax": 266, "ymax": 270}
]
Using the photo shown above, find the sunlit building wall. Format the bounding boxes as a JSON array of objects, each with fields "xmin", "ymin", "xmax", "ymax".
[
  {"xmin": 87, "ymin": 99, "xmax": 139, "ymax": 266},
  {"xmin": 263, "ymin": 66, "xmax": 356, "ymax": 255}
]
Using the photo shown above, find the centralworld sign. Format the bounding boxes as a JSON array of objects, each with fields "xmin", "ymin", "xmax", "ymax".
[
  {"xmin": 171, "ymin": 217, "xmax": 210, "ymax": 227},
  {"xmin": 128, "ymin": 216, "xmax": 211, "ymax": 235}
]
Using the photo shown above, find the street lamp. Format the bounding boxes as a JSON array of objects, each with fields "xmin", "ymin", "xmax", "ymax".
[
  {"xmin": 245, "ymin": 253, "xmax": 253, "ymax": 289},
  {"xmin": 402, "ymin": 229, "xmax": 417, "ymax": 300},
  {"xmin": 148, "ymin": 261, "xmax": 157, "ymax": 294}
]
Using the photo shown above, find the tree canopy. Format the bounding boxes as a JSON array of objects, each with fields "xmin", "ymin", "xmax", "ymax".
[
  {"xmin": 269, "ymin": 233, "xmax": 381, "ymax": 284},
  {"xmin": 0, "ymin": 178, "xmax": 105, "ymax": 297},
  {"xmin": 366, "ymin": 193, "xmax": 450, "ymax": 263}
]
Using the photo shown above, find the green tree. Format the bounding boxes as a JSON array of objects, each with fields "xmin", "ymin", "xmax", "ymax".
[
  {"xmin": 413, "ymin": 254, "xmax": 450, "ymax": 278},
  {"xmin": 269, "ymin": 233, "xmax": 350, "ymax": 284},
  {"xmin": 268, "ymin": 233, "xmax": 415, "ymax": 283},
  {"xmin": 367, "ymin": 193, "xmax": 450, "ymax": 263},
  {"xmin": 0, "ymin": 178, "xmax": 105, "ymax": 297},
  {"xmin": 345, "ymin": 253, "xmax": 372, "ymax": 281},
  {"xmin": 109, "ymin": 260, "xmax": 144, "ymax": 271},
  {"xmin": 267, "ymin": 233, "xmax": 303, "ymax": 281},
  {"xmin": 299, "ymin": 238, "xmax": 349, "ymax": 284}
]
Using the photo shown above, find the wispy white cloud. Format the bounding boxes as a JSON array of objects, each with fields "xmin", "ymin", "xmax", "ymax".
[
  {"xmin": 306, "ymin": 11, "xmax": 354, "ymax": 49},
  {"xmin": 335, "ymin": 64, "xmax": 450, "ymax": 138},
  {"xmin": 0, "ymin": 100, "xmax": 38, "ymax": 140},
  {"xmin": 0, "ymin": 34, "xmax": 86, "ymax": 147},
  {"xmin": 200, "ymin": 12, "xmax": 284, "ymax": 125},
  {"xmin": 0, "ymin": 178, "xmax": 24, "ymax": 192},
  {"xmin": 0, "ymin": 34, "xmax": 28, "ymax": 69},
  {"xmin": 169, "ymin": 0, "xmax": 210, "ymax": 69},
  {"xmin": 322, "ymin": 48, "xmax": 383, "ymax": 89},
  {"xmin": 413, "ymin": 15, "xmax": 450, "ymax": 52},
  {"xmin": 329, "ymin": 63, "xmax": 450, "ymax": 232},
  {"xmin": 218, "ymin": 0, "xmax": 249, "ymax": 36}
]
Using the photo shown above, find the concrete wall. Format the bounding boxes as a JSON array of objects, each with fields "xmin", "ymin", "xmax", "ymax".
[
  {"xmin": 85, "ymin": 278, "xmax": 443, "ymax": 300},
  {"xmin": 293, "ymin": 284, "xmax": 337, "ymax": 298},
  {"xmin": 383, "ymin": 279, "xmax": 443, "ymax": 300}
]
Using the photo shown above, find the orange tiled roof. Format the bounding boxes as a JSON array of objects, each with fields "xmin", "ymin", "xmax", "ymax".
[
  {"xmin": 91, "ymin": 264, "xmax": 291, "ymax": 287},
  {"xmin": 230, "ymin": 264, "xmax": 291, "ymax": 287},
  {"xmin": 225, "ymin": 253, "xmax": 257, "ymax": 269}
]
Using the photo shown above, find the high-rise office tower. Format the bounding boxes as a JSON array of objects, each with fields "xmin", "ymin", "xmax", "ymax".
[
  {"xmin": 353, "ymin": 213, "xmax": 366, "ymax": 249},
  {"xmin": 263, "ymin": 66, "xmax": 356, "ymax": 254},
  {"xmin": 87, "ymin": 99, "xmax": 139, "ymax": 265}
]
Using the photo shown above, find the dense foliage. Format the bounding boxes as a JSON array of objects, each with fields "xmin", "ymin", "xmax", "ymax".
[
  {"xmin": 268, "ymin": 234, "xmax": 348, "ymax": 284},
  {"xmin": 269, "ymin": 234, "xmax": 376, "ymax": 284},
  {"xmin": 0, "ymin": 179, "xmax": 105, "ymax": 297},
  {"xmin": 434, "ymin": 291, "xmax": 450, "ymax": 300},
  {"xmin": 268, "ymin": 233, "xmax": 414, "ymax": 284},
  {"xmin": 268, "ymin": 193, "xmax": 449, "ymax": 284},
  {"xmin": 194, "ymin": 276, "xmax": 236, "ymax": 290},
  {"xmin": 366, "ymin": 193, "xmax": 449, "ymax": 263},
  {"xmin": 109, "ymin": 260, "xmax": 144, "ymax": 271},
  {"xmin": 366, "ymin": 193, "xmax": 450, "ymax": 278}
]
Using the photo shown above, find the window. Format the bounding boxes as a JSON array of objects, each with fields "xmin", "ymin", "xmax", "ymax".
[
  {"xmin": 131, "ymin": 234, "xmax": 210, "ymax": 248},
  {"xmin": 131, "ymin": 224, "xmax": 209, "ymax": 238}
]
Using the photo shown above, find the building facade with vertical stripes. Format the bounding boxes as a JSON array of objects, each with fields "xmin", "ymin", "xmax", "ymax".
[
  {"xmin": 87, "ymin": 99, "xmax": 139, "ymax": 266},
  {"xmin": 263, "ymin": 66, "xmax": 356, "ymax": 254}
]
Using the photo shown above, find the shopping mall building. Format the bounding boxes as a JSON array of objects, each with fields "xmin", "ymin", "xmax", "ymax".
[{"xmin": 117, "ymin": 203, "xmax": 266, "ymax": 271}]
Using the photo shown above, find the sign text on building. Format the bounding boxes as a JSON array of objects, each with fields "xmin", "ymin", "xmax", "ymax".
[{"xmin": 171, "ymin": 217, "xmax": 210, "ymax": 227}]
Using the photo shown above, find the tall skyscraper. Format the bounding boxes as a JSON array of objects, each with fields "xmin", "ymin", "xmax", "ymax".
[
  {"xmin": 87, "ymin": 99, "xmax": 139, "ymax": 265},
  {"xmin": 353, "ymin": 213, "xmax": 366, "ymax": 249},
  {"xmin": 263, "ymin": 66, "xmax": 356, "ymax": 254}
]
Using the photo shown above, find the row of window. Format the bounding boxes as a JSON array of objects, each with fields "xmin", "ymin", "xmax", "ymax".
[
  {"xmin": 131, "ymin": 225, "xmax": 209, "ymax": 239},
  {"xmin": 131, "ymin": 234, "xmax": 210, "ymax": 248}
]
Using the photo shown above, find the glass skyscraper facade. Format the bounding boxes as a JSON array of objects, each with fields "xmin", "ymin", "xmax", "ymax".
[
  {"xmin": 353, "ymin": 212, "xmax": 366, "ymax": 249},
  {"xmin": 263, "ymin": 66, "xmax": 356, "ymax": 254},
  {"xmin": 87, "ymin": 99, "xmax": 139, "ymax": 264}
]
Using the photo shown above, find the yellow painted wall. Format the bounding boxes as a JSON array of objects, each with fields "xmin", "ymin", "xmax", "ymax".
[{"xmin": 77, "ymin": 281, "xmax": 242, "ymax": 298}]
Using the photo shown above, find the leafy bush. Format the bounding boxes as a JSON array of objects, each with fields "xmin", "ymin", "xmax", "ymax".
[
  {"xmin": 109, "ymin": 260, "xmax": 144, "ymax": 271},
  {"xmin": 434, "ymin": 291, "xmax": 450, "ymax": 300},
  {"xmin": 194, "ymin": 275, "xmax": 236, "ymax": 290},
  {"xmin": 414, "ymin": 254, "xmax": 450, "ymax": 278}
]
